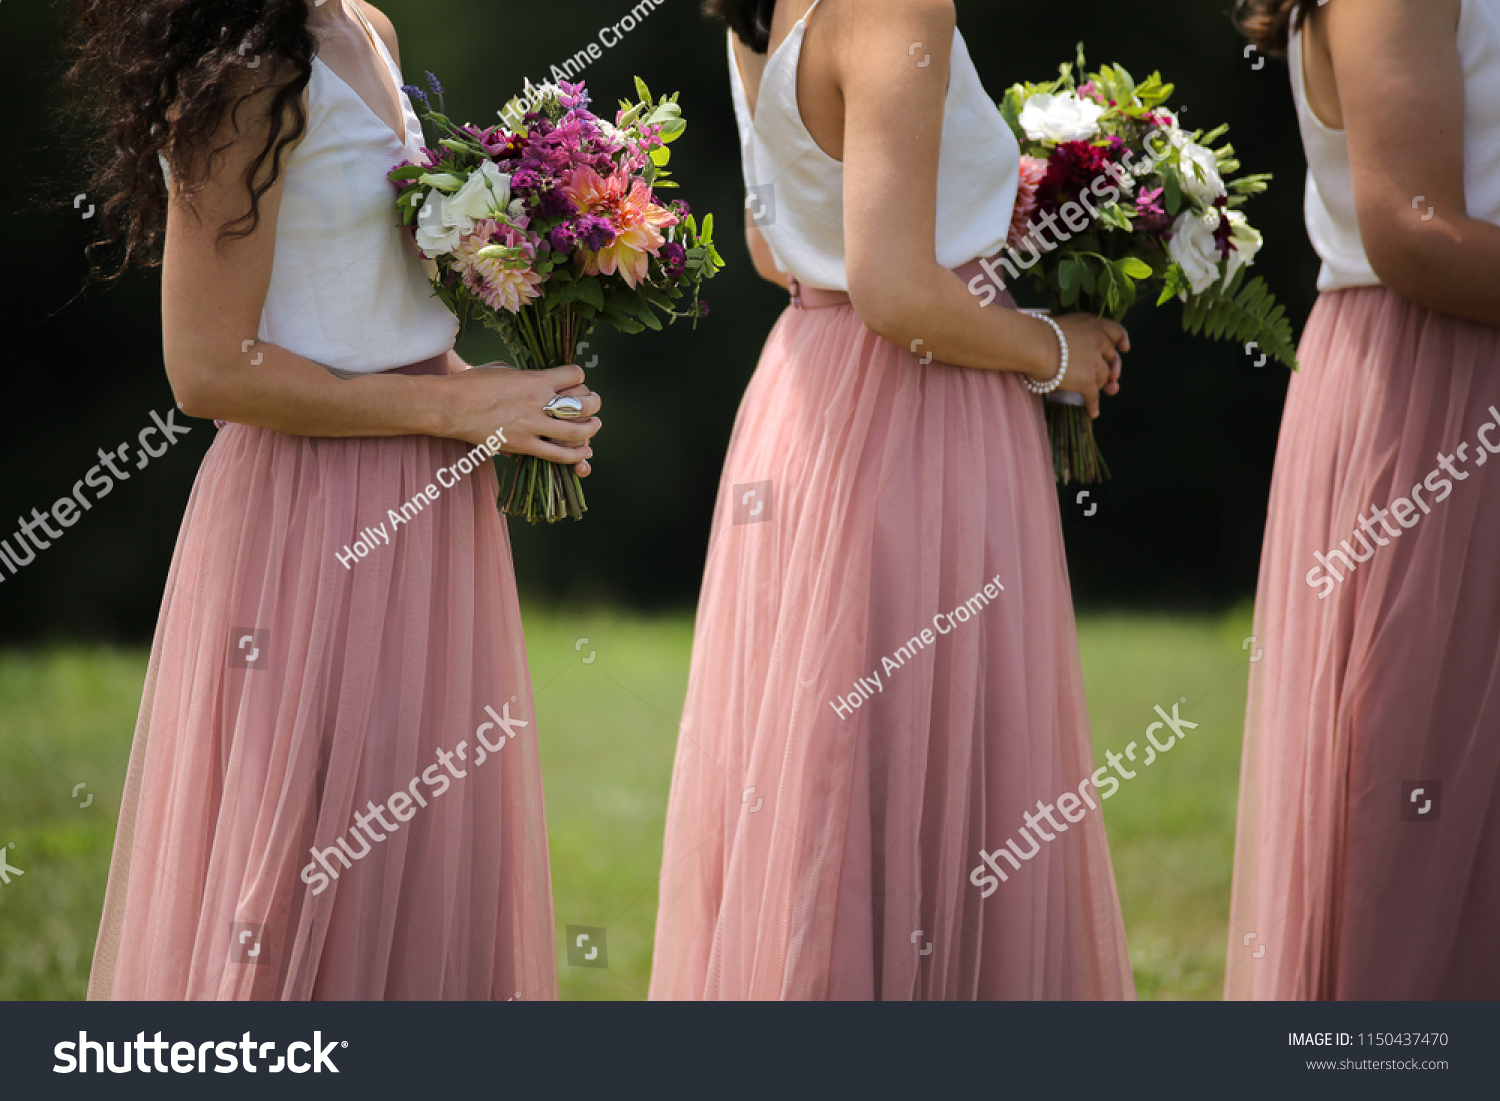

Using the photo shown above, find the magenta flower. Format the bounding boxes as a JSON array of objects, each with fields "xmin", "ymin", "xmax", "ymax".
[
  {"xmin": 659, "ymin": 241, "xmax": 687, "ymax": 280},
  {"xmin": 1133, "ymin": 186, "xmax": 1173, "ymax": 234}
]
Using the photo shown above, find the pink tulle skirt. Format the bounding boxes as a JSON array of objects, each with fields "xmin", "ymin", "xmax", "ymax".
[
  {"xmin": 649, "ymin": 286, "xmax": 1135, "ymax": 1000},
  {"xmin": 89, "ymin": 358, "xmax": 557, "ymax": 1000},
  {"xmin": 1227, "ymin": 286, "xmax": 1500, "ymax": 999}
]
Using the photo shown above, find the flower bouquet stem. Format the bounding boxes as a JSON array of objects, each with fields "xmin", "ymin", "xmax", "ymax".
[
  {"xmin": 1041, "ymin": 295, "xmax": 1111, "ymax": 485},
  {"xmin": 492, "ymin": 302, "xmax": 588, "ymax": 523},
  {"xmin": 1045, "ymin": 391, "xmax": 1110, "ymax": 485}
]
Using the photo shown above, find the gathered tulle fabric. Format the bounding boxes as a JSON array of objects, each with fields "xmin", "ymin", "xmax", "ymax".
[
  {"xmin": 89, "ymin": 400, "xmax": 557, "ymax": 1000},
  {"xmin": 649, "ymin": 295, "xmax": 1135, "ymax": 1001},
  {"xmin": 1227, "ymin": 286, "xmax": 1500, "ymax": 1000}
]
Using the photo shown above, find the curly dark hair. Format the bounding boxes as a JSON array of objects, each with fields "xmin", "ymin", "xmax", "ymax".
[
  {"xmin": 63, "ymin": 0, "xmax": 317, "ymax": 280},
  {"xmin": 1233, "ymin": 0, "xmax": 1314, "ymax": 57},
  {"xmin": 704, "ymin": 0, "xmax": 778, "ymax": 53}
]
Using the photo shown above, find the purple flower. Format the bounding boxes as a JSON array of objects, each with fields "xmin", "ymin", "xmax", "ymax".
[
  {"xmin": 389, "ymin": 160, "xmax": 418, "ymax": 190},
  {"xmin": 557, "ymin": 81, "xmax": 591, "ymax": 110},
  {"xmin": 670, "ymin": 199, "xmax": 692, "ymax": 219},
  {"xmin": 401, "ymin": 83, "xmax": 428, "ymax": 105},
  {"xmin": 549, "ymin": 221, "xmax": 582, "ymax": 254},
  {"xmin": 577, "ymin": 214, "xmax": 616, "ymax": 252},
  {"xmin": 697, "ymin": 300, "xmax": 710, "ymax": 318},
  {"xmin": 419, "ymin": 146, "xmax": 456, "ymax": 171},
  {"xmin": 509, "ymin": 167, "xmax": 547, "ymax": 195},
  {"xmin": 659, "ymin": 241, "xmax": 687, "ymax": 280},
  {"xmin": 538, "ymin": 187, "xmax": 578, "ymax": 221},
  {"xmin": 425, "ymin": 71, "xmax": 445, "ymax": 97}
]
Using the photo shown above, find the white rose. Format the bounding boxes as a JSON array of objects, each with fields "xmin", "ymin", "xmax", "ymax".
[
  {"xmin": 447, "ymin": 160, "xmax": 513, "ymax": 224},
  {"xmin": 414, "ymin": 192, "xmax": 462, "ymax": 257},
  {"xmin": 1176, "ymin": 140, "xmax": 1227, "ymax": 205},
  {"xmin": 413, "ymin": 162, "xmax": 513, "ymax": 258},
  {"xmin": 1019, "ymin": 92, "xmax": 1105, "ymax": 144},
  {"xmin": 1222, "ymin": 209, "xmax": 1263, "ymax": 287},
  {"xmin": 1168, "ymin": 210, "xmax": 1224, "ymax": 296}
]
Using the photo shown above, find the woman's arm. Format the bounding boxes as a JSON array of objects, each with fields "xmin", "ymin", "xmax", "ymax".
[
  {"xmin": 1322, "ymin": 0, "xmax": 1500, "ymax": 325},
  {"xmin": 161, "ymin": 62, "xmax": 599, "ymax": 465},
  {"xmin": 829, "ymin": 0, "xmax": 1127, "ymax": 416}
]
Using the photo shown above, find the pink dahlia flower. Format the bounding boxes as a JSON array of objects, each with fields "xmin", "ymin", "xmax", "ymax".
[
  {"xmin": 561, "ymin": 166, "xmax": 678, "ymax": 289},
  {"xmin": 1008, "ymin": 155, "xmax": 1048, "ymax": 249},
  {"xmin": 451, "ymin": 220, "xmax": 544, "ymax": 314}
]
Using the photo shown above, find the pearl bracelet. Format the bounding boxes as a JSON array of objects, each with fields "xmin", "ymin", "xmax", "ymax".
[{"xmin": 1022, "ymin": 313, "xmax": 1069, "ymax": 396}]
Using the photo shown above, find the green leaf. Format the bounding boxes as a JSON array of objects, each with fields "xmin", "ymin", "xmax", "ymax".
[
  {"xmin": 601, "ymin": 307, "xmax": 644, "ymax": 334},
  {"xmin": 575, "ymin": 276, "xmax": 605, "ymax": 311},
  {"xmin": 1059, "ymin": 256, "xmax": 1082, "ymax": 296},
  {"xmin": 999, "ymin": 87, "xmax": 1026, "ymax": 143},
  {"xmin": 1156, "ymin": 265, "xmax": 1185, "ymax": 306},
  {"xmin": 632, "ymin": 298, "xmax": 664, "ymax": 331},
  {"xmin": 1115, "ymin": 257, "xmax": 1153, "ymax": 281},
  {"xmin": 1199, "ymin": 123, "xmax": 1230, "ymax": 147},
  {"xmin": 1179, "ymin": 270, "xmax": 1301, "ymax": 371},
  {"xmin": 640, "ymin": 285, "xmax": 675, "ymax": 310},
  {"xmin": 1164, "ymin": 170, "xmax": 1182, "ymax": 216},
  {"xmin": 1079, "ymin": 258, "xmax": 1097, "ymax": 296}
]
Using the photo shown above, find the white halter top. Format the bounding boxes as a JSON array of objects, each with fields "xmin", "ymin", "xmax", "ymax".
[
  {"xmin": 257, "ymin": 1, "xmax": 456, "ymax": 372},
  {"xmin": 727, "ymin": 0, "xmax": 1019, "ymax": 292},
  {"xmin": 1290, "ymin": 0, "xmax": 1500, "ymax": 293}
]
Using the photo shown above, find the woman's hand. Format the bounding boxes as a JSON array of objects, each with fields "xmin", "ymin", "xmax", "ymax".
[
  {"xmin": 440, "ymin": 363, "xmax": 601, "ymax": 476},
  {"xmin": 1043, "ymin": 314, "xmax": 1129, "ymax": 419}
]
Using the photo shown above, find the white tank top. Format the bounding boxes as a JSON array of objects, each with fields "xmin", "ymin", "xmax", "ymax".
[
  {"xmin": 727, "ymin": 0, "xmax": 1019, "ymax": 292},
  {"xmin": 258, "ymin": 1, "xmax": 457, "ymax": 372},
  {"xmin": 1291, "ymin": 0, "xmax": 1500, "ymax": 293}
]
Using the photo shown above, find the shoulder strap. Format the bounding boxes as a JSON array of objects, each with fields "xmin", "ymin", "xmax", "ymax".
[{"xmin": 346, "ymin": 1, "xmax": 399, "ymax": 75}]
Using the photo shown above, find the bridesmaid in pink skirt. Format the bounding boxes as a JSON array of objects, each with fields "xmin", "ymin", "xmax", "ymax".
[
  {"xmin": 650, "ymin": 0, "xmax": 1136, "ymax": 1000},
  {"xmin": 69, "ymin": 0, "xmax": 601, "ymax": 999},
  {"xmin": 1229, "ymin": 0, "xmax": 1500, "ymax": 999}
]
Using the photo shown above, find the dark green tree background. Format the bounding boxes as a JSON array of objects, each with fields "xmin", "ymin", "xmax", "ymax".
[{"xmin": 0, "ymin": 0, "xmax": 1317, "ymax": 641}]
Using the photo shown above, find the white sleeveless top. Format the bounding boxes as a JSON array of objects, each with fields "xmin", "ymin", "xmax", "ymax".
[
  {"xmin": 258, "ymin": 1, "xmax": 456, "ymax": 372},
  {"xmin": 1291, "ymin": 0, "xmax": 1500, "ymax": 293},
  {"xmin": 727, "ymin": 0, "xmax": 1019, "ymax": 292}
]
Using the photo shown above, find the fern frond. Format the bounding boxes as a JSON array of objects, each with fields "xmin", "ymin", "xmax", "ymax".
[{"xmin": 1181, "ymin": 269, "xmax": 1300, "ymax": 371}]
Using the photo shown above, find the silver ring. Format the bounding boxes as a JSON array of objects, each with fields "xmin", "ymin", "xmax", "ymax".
[{"xmin": 543, "ymin": 395, "xmax": 585, "ymax": 420}]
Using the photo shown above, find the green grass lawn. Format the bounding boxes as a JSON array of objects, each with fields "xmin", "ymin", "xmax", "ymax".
[{"xmin": 0, "ymin": 606, "xmax": 1253, "ymax": 1001}]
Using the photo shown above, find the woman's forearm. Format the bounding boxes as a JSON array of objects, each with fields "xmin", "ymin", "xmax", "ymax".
[
  {"xmin": 1372, "ymin": 214, "xmax": 1500, "ymax": 327},
  {"xmin": 168, "ymin": 339, "xmax": 455, "ymax": 439},
  {"xmin": 850, "ymin": 261, "xmax": 1057, "ymax": 380}
]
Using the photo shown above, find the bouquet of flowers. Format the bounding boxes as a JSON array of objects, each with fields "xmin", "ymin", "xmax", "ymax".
[
  {"xmin": 987, "ymin": 47, "xmax": 1297, "ymax": 483},
  {"xmin": 390, "ymin": 75, "xmax": 725, "ymax": 522}
]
